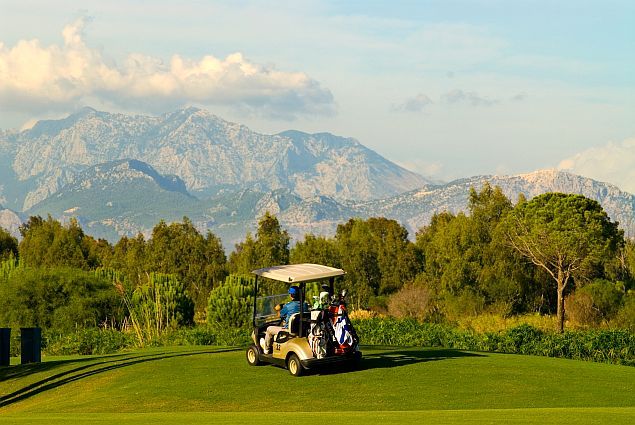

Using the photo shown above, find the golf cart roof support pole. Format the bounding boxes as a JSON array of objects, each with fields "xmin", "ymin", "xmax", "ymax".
[
  {"xmin": 253, "ymin": 275, "xmax": 258, "ymax": 328},
  {"xmin": 329, "ymin": 277, "xmax": 334, "ymax": 296},
  {"xmin": 299, "ymin": 282, "xmax": 305, "ymax": 338}
]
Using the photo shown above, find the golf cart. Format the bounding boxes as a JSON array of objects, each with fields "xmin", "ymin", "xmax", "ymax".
[{"xmin": 245, "ymin": 263, "xmax": 361, "ymax": 376}]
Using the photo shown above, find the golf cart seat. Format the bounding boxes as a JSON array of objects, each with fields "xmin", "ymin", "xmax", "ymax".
[{"xmin": 288, "ymin": 312, "xmax": 309, "ymax": 335}]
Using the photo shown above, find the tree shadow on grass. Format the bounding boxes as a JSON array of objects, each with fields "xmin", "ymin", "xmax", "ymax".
[
  {"xmin": 0, "ymin": 348, "xmax": 240, "ymax": 408},
  {"xmin": 0, "ymin": 352, "xmax": 133, "ymax": 382},
  {"xmin": 311, "ymin": 348, "xmax": 486, "ymax": 376}
]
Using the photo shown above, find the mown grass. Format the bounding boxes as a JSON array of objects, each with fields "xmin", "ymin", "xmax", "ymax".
[
  {"xmin": 1, "ymin": 346, "xmax": 634, "ymax": 424},
  {"xmin": 2, "ymin": 409, "xmax": 635, "ymax": 425}
]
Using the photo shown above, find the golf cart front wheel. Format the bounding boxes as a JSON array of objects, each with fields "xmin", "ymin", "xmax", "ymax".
[
  {"xmin": 287, "ymin": 353, "xmax": 303, "ymax": 377},
  {"xmin": 246, "ymin": 345, "xmax": 260, "ymax": 366}
]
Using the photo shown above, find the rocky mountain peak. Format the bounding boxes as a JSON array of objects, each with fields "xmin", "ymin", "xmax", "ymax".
[{"xmin": 4, "ymin": 107, "xmax": 431, "ymax": 209}]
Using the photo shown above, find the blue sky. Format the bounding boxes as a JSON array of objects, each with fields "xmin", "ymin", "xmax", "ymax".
[{"xmin": 1, "ymin": 0, "xmax": 634, "ymax": 189}]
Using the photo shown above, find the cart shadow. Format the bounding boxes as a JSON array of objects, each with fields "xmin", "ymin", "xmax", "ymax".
[
  {"xmin": 311, "ymin": 348, "xmax": 485, "ymax": 376},
  {"xmin": 0, "ymin": 348, "xmax": 239, "ymax": 408}
]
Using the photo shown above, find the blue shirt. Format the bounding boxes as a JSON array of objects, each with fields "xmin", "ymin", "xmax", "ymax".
[{"xmin": 280, "ymin": 300, "xmax": 310, "ymax": 325}]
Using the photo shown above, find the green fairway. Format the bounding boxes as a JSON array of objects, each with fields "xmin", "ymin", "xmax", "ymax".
[{"xmin": 1, "ymin": 346, "xmax": 634, "ymax": 424}]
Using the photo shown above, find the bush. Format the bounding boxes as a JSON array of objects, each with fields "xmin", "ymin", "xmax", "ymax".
[
  {"xmin": 130, "ymin": 273, "xmax": 195, "ymax": 328},
  {"xmin": 456, "ymin": 313, "xmax": 558, "ymax": 333},
  {"xmin": 118, "ymin": 273, "xmax": 195, "ymax": 347},
  {"xmin": 0, "ymin": 228, "xmax": 18, "ymax": 260},
  {"xmin": 443, "ymin": 289, "xmax": 486, "ymax": 321},
  {"xmin": 0, "ymin": 267, "xmax": 122, "ymax": 333},
  {"xmin": 387, "ymin": 283, "xmax": 437, "ymax": 322},
  {"xmin": 45, "ymin": 328, "xmax": 133, "ymax": 355},
  {"xmin": 566, "ymin": 291, "xmax": 598, "ymax": 327},
  {"xmin": 207, "ymin": 275, "xmax": 255, "ymax": 327},
  {"xmin": 613, "ymin": 294, "xmax": 635, "ymax": 331},
  {"xmin": 352, "ymin": 317, "xmax": 635, "ymax": 366},
  {"xmin": 22, "ymin": 324, "xmax": 251, "ymax": 356},
  {"xmin": 160, "ymin": 324, "xmax": 252, "ymax": 347},
  {"xmin": 566, "ymin": 280, "xmax": 624, "ymax": 327}
]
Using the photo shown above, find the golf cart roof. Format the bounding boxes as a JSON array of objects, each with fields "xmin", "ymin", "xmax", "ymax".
[{"xmin": 251, "ymin": 263, "xmax": 344, "ymax": 283}]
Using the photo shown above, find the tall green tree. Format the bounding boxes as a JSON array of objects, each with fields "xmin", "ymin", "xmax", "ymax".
[
  {"xmin": 228, "ymin": 233, "xmax": 258, "ymax": 275},
  {"xmin": 415, "ymin": 211, "xmax": 478, "ymax": 294},
  {"xmin": 229, "ymin": 212, "xmax": 290, "ymax": 274},
  {"xmin": 18, "ymin": 216, "xmax": 95, "ymax": 269},
  {"xmin": 290, "ymin": 234, "xmax": 340, "ymax": 267},
  {"xmin": 336, "ymin": 217, "xmax": 420, "ymax": 309},
  {"xmin": 503, "ymin": 193, "xmax": 623, "ymax": 332},
  {"xmin": 255, "ymin": 211, "xmax": 290, "ymax": 267},
  {"xmin": 106, "ymin": 233, "xmax": 148, "ymax": 285},
  {"xmin": 469, "ymin": 183, "xmax": 536, "ymax": 313},
  {"xmin": 145, "ymin": 217, "xmax": 227, "ymax": 309},
  {"xmin": 468, "ymin": 182, "xmax": 513, "ymax": 239}
]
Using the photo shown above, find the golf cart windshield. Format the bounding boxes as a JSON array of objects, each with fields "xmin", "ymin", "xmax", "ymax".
[{"xmin": 255, "ymin": 293, "xmax": 288, "ymax": 325}]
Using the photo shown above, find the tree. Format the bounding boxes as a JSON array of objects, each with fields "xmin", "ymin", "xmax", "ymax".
[
  {"xmin": 0, "ymin": 267, "xmax": 122, "ymax": 333},
  {"xmin": 228, "ymin": 233, "xmax": 258, "ymax": 275},
  {"xmin": 623, "ymin": 239, "xmax": 635, "ymax": 287},
  {"xmin": 106, "ymin": 233, "xmax": 148, "ymax": 286},
  {"xmin": 145, "ymin": 217, "xmax": 227, "ymax": 310},
  {"xmin": 469, "ymin": 183, "xmax": 536, "ymax": 314},
  {"xmin": 468, "ymin": 182, "xmax": 513, "ymax": 236},
  {"xmin": 19, "ymin": 216, "xmax": 93, "ymax": 269},
  {"xmin": 0, "ymin": 227, "xmax": 18, "ymax": 260},
  {"xmin": 503, "ymin": 193, "xmax": 623, "ymax": 332},
  {"xmin": 415, "ymin": 211, "xmax": 477, "ymax": 294},
  {"xmin": 229, "ymin": 212, "xmax": 290, "ymax": 274},
  {"xmin": 254, "ymin": 211, "xmax": 290, "ymax": 267},
  {"xmin": 336, "ymin": 217, "xmax": 421, "ymax": 309},
  {"xmin": 290, "ymin": 234, "xmax": 340, "ymax": 267}
]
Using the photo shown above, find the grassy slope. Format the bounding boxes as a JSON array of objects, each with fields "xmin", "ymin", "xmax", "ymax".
[{"xmin": 1, "ymin": 346, "xmax": 634, "ymax": 424}]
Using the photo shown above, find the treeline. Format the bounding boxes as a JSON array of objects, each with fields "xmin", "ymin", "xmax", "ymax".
[{"xmin": 1, "ymin": 184, "xmax": 634, "ymax": 337}]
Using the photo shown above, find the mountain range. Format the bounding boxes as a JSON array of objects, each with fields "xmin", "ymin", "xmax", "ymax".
[
  {"xmin": 1, "ymin": 107, "xmax": 634, "ymax": 247},
  {"xmin": 1, "ymin": 107, "xmax": 428, "ymax": 211}
]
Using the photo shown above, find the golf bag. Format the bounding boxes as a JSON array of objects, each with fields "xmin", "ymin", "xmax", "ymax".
[
  {"xmin": 328, "ymin": 300, "xmax": 359, "ymax": 354},
  {"xmin": 309, "ymin": 290, "xmax": 360, "ymax": 358}
]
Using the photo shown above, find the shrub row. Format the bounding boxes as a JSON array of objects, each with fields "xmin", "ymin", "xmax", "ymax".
[
  {"xmin": 44, "ymin": 329, "xmax": 133, "ymax": 356},
  {"xmin": 354, "ymin": 318, "xmax": 635, "ymax": 366},
  {"xmin": 157, "ymin": 323, "xmax": 252, "ymax": 347},
  {"xmin": 36, "ymin": 324, "xmax": 252, "ymax": 356},
  {"xmin": 10, "ymin": 318, "xmax": 632, "ymax": 367}
]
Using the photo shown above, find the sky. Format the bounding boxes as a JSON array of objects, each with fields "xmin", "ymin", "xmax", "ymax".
[{"xmin": 1, "ymin": 0, "xmax": 634, "ymax": 190}]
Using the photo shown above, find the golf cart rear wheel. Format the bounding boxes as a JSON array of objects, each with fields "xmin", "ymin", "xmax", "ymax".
[
  {"xmin": 287, "ymin": 353, "xmax": 303, "ymax": 377},
  {"xmin": 246, "ymin": 345, "xmax": 260, "ymax": 366}
]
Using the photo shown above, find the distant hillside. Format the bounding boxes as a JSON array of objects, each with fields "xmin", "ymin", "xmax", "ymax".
[
  {"xmin": 355, "ymin": 169, "xmax": 635, "ymax": 238},
  {"xmin": 27, "ymin": 159, "xmax": 201, "ymax": 241},
  {"xmin": 3, "ymin": 107, "xmax": 430, "ymax": 210}
]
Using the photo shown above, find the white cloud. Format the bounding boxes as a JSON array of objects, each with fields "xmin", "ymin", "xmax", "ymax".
[
  {"xmin": 394, "ymin": 93, "xmax": 433, "ymax": 112},
  {"xmin": 0, "ymin": 17, "xmax": 335, "ymax": 119},
  {"xmin": 557, "ymin": 137, "xmax": 635, "ymax": 194},
  {"xmin": 440, "ymin": 89, "xmax": 497, "ymax": 106},
  {"xmin": 395, "ymin": 88, "xmax": 506, "ymax": 113}
]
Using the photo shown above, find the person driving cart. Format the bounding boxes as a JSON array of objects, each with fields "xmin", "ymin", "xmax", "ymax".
[{"xmin": 262, "ymin": 286, "xmax": 307, "ymax": 354}]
